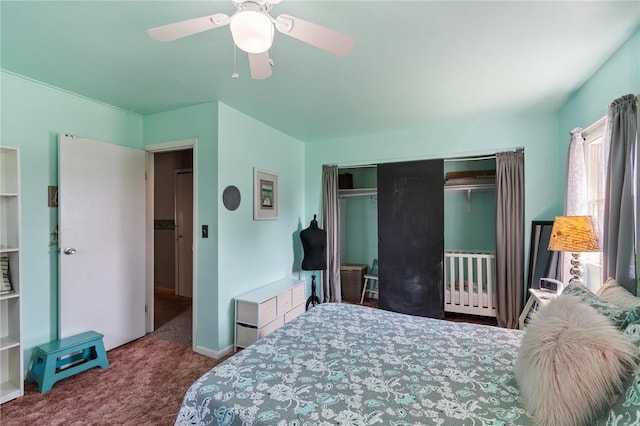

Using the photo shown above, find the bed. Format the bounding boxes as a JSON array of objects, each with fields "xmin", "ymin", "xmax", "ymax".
[
  {"xmin": 176, "ymin": 303, "xmax": 534, "ymax": 425},
  {"xmin": 444, "ymin": 250, "xmax": 496, "ymax": 318}
]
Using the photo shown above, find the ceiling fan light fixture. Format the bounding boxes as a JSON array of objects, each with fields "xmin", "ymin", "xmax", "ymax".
[{"xmin": 230, "ymin": 10, "xmax": 274, "ymax": 54}]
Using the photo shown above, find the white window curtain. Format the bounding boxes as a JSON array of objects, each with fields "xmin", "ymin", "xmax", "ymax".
[
  {"xmin": 562, "ymin": 128, "xmax": 590, "ymax": 284},
  {"xmin": 564, "ymin": 128, "xmax": 589, "ymax": 215}
]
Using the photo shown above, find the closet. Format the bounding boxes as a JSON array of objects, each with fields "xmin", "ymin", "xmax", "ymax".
[
  {"xmin": 443, "ymin": 158, "xmax": 497, "ymax": 318},
  {"xmin": 338, "ymin": 156, "xmax": 497, "ymax": 319}
]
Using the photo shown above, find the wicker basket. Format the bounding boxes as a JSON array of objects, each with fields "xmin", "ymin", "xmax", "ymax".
[{"xmin": 340, "ymin": 264, "xmax": 368, "ymax": 302}]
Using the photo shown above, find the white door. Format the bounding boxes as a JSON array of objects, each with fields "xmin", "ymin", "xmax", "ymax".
[
  {"xmin": 59, "ymin": 134, "xmax": 146, "ymax": 350},
  {"xmin": 175, "ymin": 170, "xmax": 193, "ymax": 298}
]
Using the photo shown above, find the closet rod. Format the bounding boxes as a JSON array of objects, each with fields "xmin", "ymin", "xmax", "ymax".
[
  {"xmin": 337, "ymin": 164, "xmax": 376, "ymax": 170},
  {"xmin": 444, "ymin": 155, "xmax": 495, "ymax": 163}
]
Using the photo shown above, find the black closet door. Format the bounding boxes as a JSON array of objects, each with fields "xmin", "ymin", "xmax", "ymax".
[{"xmin": 377, "ymin": 159, "xmax": 444, "ymax": 318}]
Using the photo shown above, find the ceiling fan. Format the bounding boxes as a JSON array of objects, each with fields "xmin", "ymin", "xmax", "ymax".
[{"xmin": 147, "ymin": 0, "xmax": 354, "ymax": 80}]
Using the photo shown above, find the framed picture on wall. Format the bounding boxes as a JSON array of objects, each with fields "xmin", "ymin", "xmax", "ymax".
[{"xmin": 253, "ymin": 168, "xmax": 279, "ymax": 220}]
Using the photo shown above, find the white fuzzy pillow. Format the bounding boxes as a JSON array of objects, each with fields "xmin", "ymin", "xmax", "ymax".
[{"xmin": 514, "ymin": 295, "xmax": 638, "ymax": 426}]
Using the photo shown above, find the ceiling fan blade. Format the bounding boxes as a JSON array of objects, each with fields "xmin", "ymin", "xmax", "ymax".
[
  {"xmin": 148, "ymin": 13, "xmax": 230, "ymax": 42},
  {"xmin": 274, "ymin": 14, "xmax": 354, "ymax": 56},
  {"xmin": 248, "ymin": 51, "xmax": 272, "ymax": 80}
]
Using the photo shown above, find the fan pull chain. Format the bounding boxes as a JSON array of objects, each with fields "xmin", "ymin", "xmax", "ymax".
[{"xmin": 231, "ymin": 43, "xmax": 239, "ymax": 79}]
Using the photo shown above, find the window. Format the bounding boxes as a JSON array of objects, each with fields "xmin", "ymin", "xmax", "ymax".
[{"xmin": 582, "ymin": 117, "xmax": 606, "ymax": 288}]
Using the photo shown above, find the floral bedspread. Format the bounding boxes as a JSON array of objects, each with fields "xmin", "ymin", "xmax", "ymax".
[{"xmin": 175, "ymin": 303, "xmax": 534, "ymax": 425}]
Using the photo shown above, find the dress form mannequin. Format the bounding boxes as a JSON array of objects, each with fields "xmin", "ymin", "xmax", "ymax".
[{"xmin": 300, "ymin": 215, "xmax": 326, "ymax": 309}]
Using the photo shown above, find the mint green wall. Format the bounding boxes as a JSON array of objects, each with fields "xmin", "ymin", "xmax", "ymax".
[
  {"xmin": 142, "ymin": 102, "xmax": 220, "ymax": 351},
  {"xmin": 0, "ymin": 71, "xmax": 142, "ymax": 362},
  {"xmin": 305, "ymin": 111, "xmax": 562, "ymax": 281},
  {"xmin": 560, "ymin": 28, "xmax": 639, "ymax": 136},
  {"xmin": 217, "ymin": 104, "xmax": 305, "ymax": 349}
]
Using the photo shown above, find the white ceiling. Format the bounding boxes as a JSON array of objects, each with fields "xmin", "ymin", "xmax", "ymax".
[{"xmin": 1, "ymin": 1, "xmax": 638, "ymax": 142}]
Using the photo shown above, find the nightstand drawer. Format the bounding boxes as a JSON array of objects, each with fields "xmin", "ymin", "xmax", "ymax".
[
  {"xmin": 236, "ymin": 324, "xmax": 258, "ymax": 348},
  {"xmin": 285, "ymin": 303, "xmax": 305, "ymax": 323},
  {"xmin": 259, "ymin": 316, "xmax": 284, "ymax": 339},
  {"xmin": 258, "ymin": 297, "xmax": 278, "ymax": 325},
  {"xmin": 236, "ymin": 315, "xmax": 286, "ymax": 348},
  {"xmin": 277, "ymin": 290, "xmax": 292, "ymax": 315},
  {"xmin": 237, "ymin": 297, "xmax": 278, "ymax": 326},
  {"xmin": 292, "ymin": 284, "xmax": 305, "ymax": 306}
]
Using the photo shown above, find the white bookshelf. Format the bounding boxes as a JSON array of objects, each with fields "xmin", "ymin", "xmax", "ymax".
[{"xmin": 0, "ymin": 147, "xmax": 23, "ymax": 404}]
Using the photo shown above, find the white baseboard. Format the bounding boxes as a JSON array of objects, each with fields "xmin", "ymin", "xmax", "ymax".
[{"xmin": 194, "ymin": 344, "xmax": 233, "ymax": 360}]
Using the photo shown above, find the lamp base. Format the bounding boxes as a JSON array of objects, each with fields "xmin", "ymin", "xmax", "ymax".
[
  {"xmin": 568, "ymin": 276, "xmax": 584, "ymax": 285},
  {"xmin": 568, "ymin": 252, "xmax": 584, "ymax": 285}
]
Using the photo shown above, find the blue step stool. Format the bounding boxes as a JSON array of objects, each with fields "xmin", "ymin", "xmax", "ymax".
[{"xmin": 26, "ymin": 330, "xmax": 109, "ymax": 393}]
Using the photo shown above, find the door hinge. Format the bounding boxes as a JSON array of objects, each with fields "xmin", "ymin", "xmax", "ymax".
[{"xmin": 145, "ymin": 305, "xmax": 147, "ymax": 313}]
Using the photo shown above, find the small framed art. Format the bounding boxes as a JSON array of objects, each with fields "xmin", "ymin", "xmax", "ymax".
[{"xmin": 253, "ymin": 168, "xmax": 278, "ymax": 220}]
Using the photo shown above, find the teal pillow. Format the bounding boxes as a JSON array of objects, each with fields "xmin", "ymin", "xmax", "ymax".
[
  {"xmin": 599, "ymin": 367, "xmax": 640, "ymax": 425},
  {"xmin": 563, "ymin": 284, "xmax": 629, "ymax": 328},
  {"xmin": 599, "ymin": 319, "xmax": 640, "ymax": 425},
  {"xmin": 623, "ymin": 323, "xmax": 640, "ymax": 346},
  {"xmin": 625, "ymin": 308, "xmax": 640, "ymax": 329}
]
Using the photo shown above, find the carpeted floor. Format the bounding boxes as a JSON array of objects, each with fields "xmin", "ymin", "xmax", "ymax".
[
  {"xmin": 0, "ymin": 289, "xmax": 208, "ymax": 425},
  {"xmin": 0, "ymin": 335, "xmax": 224, "ymax": 425}
]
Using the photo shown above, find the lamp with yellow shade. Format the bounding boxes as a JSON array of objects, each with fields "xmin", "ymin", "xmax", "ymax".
[{"xmin": 548, "ymin": 215, "xmax": 600, "ymax": 285}]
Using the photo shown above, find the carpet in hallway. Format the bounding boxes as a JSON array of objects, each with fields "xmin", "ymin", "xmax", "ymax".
[{"xmin": 154, "ymin": 288, "xmax": 192, "ymax": 348}]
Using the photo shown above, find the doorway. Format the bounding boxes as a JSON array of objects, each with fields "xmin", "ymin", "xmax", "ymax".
[{"xmin": 150, "ymin": 148, "xmax": 194, "ymax": 348}]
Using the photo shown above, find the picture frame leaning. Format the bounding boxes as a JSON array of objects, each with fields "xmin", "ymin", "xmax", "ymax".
[{"xmin": 253, "ymin": 168, "xmax": 279, "ymax": 220}]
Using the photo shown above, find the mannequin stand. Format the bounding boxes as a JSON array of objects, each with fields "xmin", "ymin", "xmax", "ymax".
[{"xmin": 306, "ymin": 273, "xmax": 321, "ymax": 310}]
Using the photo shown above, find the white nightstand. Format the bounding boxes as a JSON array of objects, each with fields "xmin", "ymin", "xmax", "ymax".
[{"xmin": 519, "ymin": 288, "xmax": 559, "ymax": 329}]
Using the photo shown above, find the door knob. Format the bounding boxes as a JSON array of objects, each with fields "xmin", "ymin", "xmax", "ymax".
[{"xmin": 63, "ymin": 247, "xmax": 77, "ymax": 255}]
